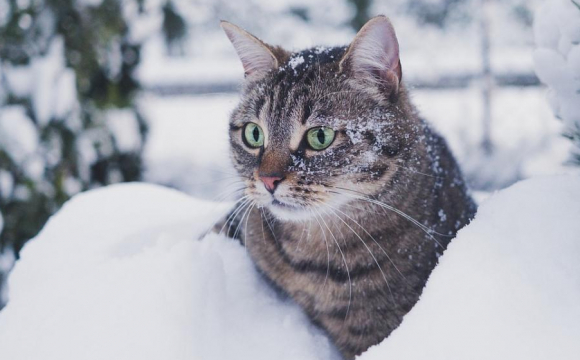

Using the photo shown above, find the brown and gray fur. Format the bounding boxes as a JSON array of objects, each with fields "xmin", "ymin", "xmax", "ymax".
[{"xmin": 216, "ymin": 16, "xmax": 477, "ymax": 359}]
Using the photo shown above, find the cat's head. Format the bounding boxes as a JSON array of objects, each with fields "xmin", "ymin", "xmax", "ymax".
[{"xmin": 222, "ymin": 16, "xmax": 418, "ymax": 221}]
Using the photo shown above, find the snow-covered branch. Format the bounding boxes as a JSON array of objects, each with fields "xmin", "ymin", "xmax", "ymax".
[{"xmin": 534, "ymin": 0, "xmax": 580, "ymax": 164}]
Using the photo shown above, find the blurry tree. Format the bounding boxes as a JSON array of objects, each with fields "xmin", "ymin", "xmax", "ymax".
[
  {"xmin": 347, "ymin": 0, "xmax": 372, "ymax": 30},
  {"xmin": 560, "ymin": 0, "xmax": 580, "ymax": 165},
  {"xmin": 369, "ymin": 0, "xmax": 540, "ymax": 31},
  {"xmin": 406, "ymin": 0, "xmax": 471, "ymax": 27},
  {"xmin": 162, "ymin": 1, "xmax": 187, "ymax": 56},
  {"xmin": 0, "ymin": 0, "xmax": 186, "ymax": 259}
]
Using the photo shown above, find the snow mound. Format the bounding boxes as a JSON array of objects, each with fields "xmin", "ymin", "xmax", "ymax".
[
  {"xmin": 1, "ymin": 176, "xmax": 580, "ymax": 360},
  {"xmin": 360, "ymin": 175, "xmax": 580, "ymax": 360},
  {"xmin": 0, "ymin": 183, "xmax": 337, "ymax": 360}
]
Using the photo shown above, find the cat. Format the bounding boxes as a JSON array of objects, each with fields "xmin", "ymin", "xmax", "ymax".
[{"xmin": 216, "ymin": 15, "xmax": 477, "ymax": 359}]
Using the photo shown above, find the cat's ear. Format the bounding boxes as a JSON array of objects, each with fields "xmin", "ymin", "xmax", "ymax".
[
  {"xmin": 220, "ymin": 21, "xmax": 280, "ymax": 78},
  {"xmin": 340, "ymin": 15, "xmax": 402, "ymax": 100}
]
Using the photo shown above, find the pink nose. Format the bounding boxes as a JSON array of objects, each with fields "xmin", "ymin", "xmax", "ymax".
[{"xmin": 260, "ymin": 176, "xmax": 283, "ymax": 194}]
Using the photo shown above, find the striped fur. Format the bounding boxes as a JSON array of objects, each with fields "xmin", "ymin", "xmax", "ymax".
[{"xmin": 218, "ymin": 16, "xmax": 477, "ymax": 359}]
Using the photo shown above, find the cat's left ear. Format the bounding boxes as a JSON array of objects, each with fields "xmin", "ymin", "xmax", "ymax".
[
  {"xmin": 220, "ymin": 21, "xmax": 286, "ymax": 79},
  {"xmin": 340, "ymin": 15, "xmax": 402, "ymax": 101}
]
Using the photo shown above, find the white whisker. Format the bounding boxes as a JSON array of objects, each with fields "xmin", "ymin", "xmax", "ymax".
[
  {"xmin": 220, "ymin": 196, "xmax": 252, "ymax": 236},
  {"xmin": 312, "ymin": 206, "xmax": 353, "ymax": 320},
  {"xmin": 329, "ymin": 186, "xmax": 450, "ymax": 248},
  {"xmin": 319, "ymin": 203, "xmax": 394, "ymax": 301},
  {"xmin": 311, "ymin": 209, "xmax": 331, "ymax": 291}
]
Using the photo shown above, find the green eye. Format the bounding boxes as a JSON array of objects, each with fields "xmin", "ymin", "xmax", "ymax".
[
  {"xmin": 306, "ymin": 127, "xmax": 335, "ymax": 150},
  {"xmin": 243, "ymin": 122, "xmax": 264, "ymax": 148}
]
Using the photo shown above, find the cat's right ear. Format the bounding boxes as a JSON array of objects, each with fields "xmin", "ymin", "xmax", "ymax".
[
  {"xmin": 340, "ymin": 15, "xmax": 402, "ymax": 102},
  {"xmin": 220, "ymin": 21, "xmax": 279, "ymax": 78}
]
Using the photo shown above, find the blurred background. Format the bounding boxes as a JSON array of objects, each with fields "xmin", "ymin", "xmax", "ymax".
[{"xmin": 0, "ymin": 0, "xmax": 574, "ymax": 303}]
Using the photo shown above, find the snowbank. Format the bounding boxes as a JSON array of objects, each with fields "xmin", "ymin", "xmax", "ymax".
[
  {"xmin": 0, "ymin": 183, "xmax": 338, "ymax": 360},
  {"xmin": 360, "ymin": 175, "xmax": 580, "ymax": 360},
  {"xmin": 1, "ymin": 176, "xmax": 579, "ymax": 360}
]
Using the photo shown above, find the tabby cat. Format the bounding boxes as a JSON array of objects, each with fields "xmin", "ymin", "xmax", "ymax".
[{"xmin": 217, "ymin": 15, "xmax": 477, "ymax": 359}]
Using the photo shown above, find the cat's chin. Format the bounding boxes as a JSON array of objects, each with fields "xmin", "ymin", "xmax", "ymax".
[{"xmin": 266, "ymin": 201, "xmax": 313, "ymax": 222}]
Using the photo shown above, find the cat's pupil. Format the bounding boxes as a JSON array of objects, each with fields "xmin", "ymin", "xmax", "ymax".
[
  {"xmin": 252, "ymin": 127, "xmax": 260, "ymax": 142},
  {"xmin": 317, "ymin": 129, "xmax": 325, "ymax": 144}
]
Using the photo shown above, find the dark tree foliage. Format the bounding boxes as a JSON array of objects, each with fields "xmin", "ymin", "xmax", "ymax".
[
  {"xmin": 565, "ymin": 125, "xmax": 580, "ymax": 165},
  {"xmin": 162, "ymin": 1, "xmax": 187, "ymax": 55},
  {"xmin": 289, "ymin": 6, "xmax": 310, "ymax": 22},
  {"xmin": 346, "ymin": 0, "xmax": 471, "ymax": 30},
  {"xmin": 0, "ymin": 0, "xmax": 184, "ymax": 255},
  {"xmin": 406, "ymin": 0, "xmax": 471, "ymax": 28},
  {"xmin": 347, "ymin": 0, "xmax": 372, "ymax": 30}
]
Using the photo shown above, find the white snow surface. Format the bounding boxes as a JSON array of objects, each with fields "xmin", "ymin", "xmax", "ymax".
[
  {"xmin": 0, "ymin": 183, "xmax": 338, "ymax": 360},
  {"xmin": 360, "ymin": 175, "xmax": 580, "ymax": 360},
  {"xmin": 1, "ymin": 176, "xmax": 580, "ymax": 359}
]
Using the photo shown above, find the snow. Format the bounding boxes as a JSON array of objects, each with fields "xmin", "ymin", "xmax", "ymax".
[
  {"xmin": 359, "ymin": 175, "xmax": 580, "ymax": 360},
  {"xmin": 288, "ymin": 55, "xmax": 305, "ymax": 69},
  {"xmin": 1, "ymin": 1, "xmax": 579, "ymax": 357},
  {"xmin": 0, "ymin": 105, "xmax": 40, "ymax": 164},
  {"xmin": 0, "ymin": 175, "xmax": 579, "ymax": 358},
  {"xmin": 0, "ymin": 183, "xmax": 338, "ymax": 360},
  {"xmin": 106, "ymin": 109, "xmax": 143, "ymax": 153},
  {"xmin": 0, "ymin": 35, "xmax": 83, "ymax": 190},
  {"xmin": 140, "ymin": 94, "xmax": 237, "ymax": 200},
  {"xmin": 533, "ymin": 0, "xmax": 580, "ymax": 161},
  {"xmin": 0, "ymin": 176, "xmax": 579, "ymax": 359},
  {"xmin": 413, "ymin": 87, "xmax": 572, "ymax": 189},
  {"xmin": 137, "ymin": 40, "xmax": 244, "ymax": 88},
  {"xmin": 3, "ymin": 37, "xmax": 77, "ymax": 126}
]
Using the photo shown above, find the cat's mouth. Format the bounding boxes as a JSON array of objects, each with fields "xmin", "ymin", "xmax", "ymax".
[
  {"xmin": 267, "ymin": 198, "xmax": 312, "ymax": 221},
  {"xmin": 271, "ymin": 199, "xmax": 300, "ymax": 211}
]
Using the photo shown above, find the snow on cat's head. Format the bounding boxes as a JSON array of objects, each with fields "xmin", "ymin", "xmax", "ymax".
[{"xmin": 221, "ymin": 17, "xmax": 419, "ymax": 221}]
